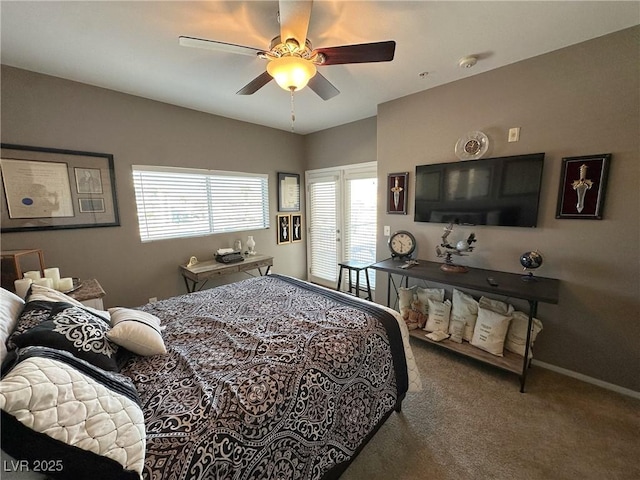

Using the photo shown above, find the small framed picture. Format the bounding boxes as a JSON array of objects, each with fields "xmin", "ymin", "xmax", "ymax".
[
  {"xmin": 277, "ymin": 172, "xmax": 300, "ymax": 212},
  {"xmin": 75, "ymin": 167, "xmax": 103, "ymax": 194},
  {"xmin": 291, "ymin": 214, "xmax": 302, "ymax": 242},
  {"xmin": 78, "ymin": 198, "xmax": 105, "ymax": 213},
  {"xmin": 277, "ymin": 214, "xmax": 291, "ymax": 244},
  {"xmin": 387, "ymin": 172, "xmax": 408, "ymax": 214},
  {"xmin": 556, "ymin": 154, "xmax": 611, "ymax": 219}
]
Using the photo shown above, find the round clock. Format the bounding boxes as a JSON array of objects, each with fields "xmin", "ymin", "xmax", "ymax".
[
  {"xmin": 455, "ymin": 131, "xmax": 489, "ymax": 160},
  {"xmin": 388, "ymin": 230, "xmax": 417, "ymax": 259}
]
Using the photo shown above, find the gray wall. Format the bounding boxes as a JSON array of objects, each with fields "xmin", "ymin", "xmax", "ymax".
[
  {"xmin": 375, "ymin": 27, "xmax": 639, "ymax": 391},
  {"xmin": 1, "ymin": 66, "xmax": 307, "ymax": 307},
  {"xmin": 305, "ymin": 27, "xmax": 639, "ymax": 392},
  {"xmin": 304, "ymin": 116, "xmax": 377, "ymax": 170},
  {"xmin": 2, "ymin": 27, "xmax": 638, "ymax": 392}
]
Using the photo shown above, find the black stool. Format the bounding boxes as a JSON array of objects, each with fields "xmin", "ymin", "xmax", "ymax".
[{"xmin": 337, "ymin": 260, "xmax": 373, "ymax": 301}]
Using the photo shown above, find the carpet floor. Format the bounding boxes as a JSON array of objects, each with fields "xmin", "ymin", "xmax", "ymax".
[{"xmin": 341, "ymin": 338, "xmax": 640, "ymax": 480}]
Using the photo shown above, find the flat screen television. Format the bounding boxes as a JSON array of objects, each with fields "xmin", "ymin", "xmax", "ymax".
[{"xmin": 414, "ymin": 153, "xmax": 545, "ymax": 227}]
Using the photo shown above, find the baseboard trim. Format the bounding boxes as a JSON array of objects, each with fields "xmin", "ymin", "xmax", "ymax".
[{"xmin": 532, "ymin": 359, "xmax": 640, "ymax": 400}]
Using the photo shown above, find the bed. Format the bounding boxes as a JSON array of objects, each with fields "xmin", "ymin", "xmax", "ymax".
[{"xmin": 0, "ymin": 274, "xmax": 421, "ymax": 479}]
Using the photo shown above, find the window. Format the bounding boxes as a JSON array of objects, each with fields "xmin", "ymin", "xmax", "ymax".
[{"xmin": 132, "ymin": 165, "xmax": 269, "ymax": 242}]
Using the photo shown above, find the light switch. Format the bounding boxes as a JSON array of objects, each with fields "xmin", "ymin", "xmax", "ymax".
[
  {"xmin": 384, "ymin": 225, "xmax": 390, "ymax": 236},
  {"xmin": 508, "ymin": 127, "xmax": 520, "ymax": 143}
]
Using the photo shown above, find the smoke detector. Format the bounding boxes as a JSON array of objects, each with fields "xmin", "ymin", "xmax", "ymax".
[{"xmin": 458, "ymin": 55, "xmax": 478, "ymax": 69}]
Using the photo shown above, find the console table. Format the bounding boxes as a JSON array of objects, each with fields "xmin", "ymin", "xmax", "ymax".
[
  {"xmin": 371, "ymin": 258, "xmax": 560, "ymax": 392},
  {"xmin": 180, "ymin": 254, "xmax": 273, "ymax": 293}
]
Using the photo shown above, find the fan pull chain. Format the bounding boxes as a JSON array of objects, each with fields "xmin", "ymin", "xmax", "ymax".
[{"xmin": 290, "ymin": 87, "xmax": 296, "ymax": 133}]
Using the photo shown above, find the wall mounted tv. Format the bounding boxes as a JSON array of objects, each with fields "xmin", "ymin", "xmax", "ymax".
[{"xmin": 414, "ymin": 153, "xmax": 545, "ymax": 227}]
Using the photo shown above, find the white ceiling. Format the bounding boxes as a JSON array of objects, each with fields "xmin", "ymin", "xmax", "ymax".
[{"xmin": 1, "ymin": 1, "xmax": 638, "ymax": 135}]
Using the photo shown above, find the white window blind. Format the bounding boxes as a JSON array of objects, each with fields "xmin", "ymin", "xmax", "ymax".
[
  {"xmin": 132, "ymin": 165, "xmax": 269, "ymax": 242},
  {"xmin": 308, "ymin": 178, "xmax": 338, "ymax": 283},
  {"xmin": 306, "ymin": 163, "xmax": 377, "ymax": 290},
  {"xmin": 345, "ymin": 176, "xmax": 377, "ymax": 288}
]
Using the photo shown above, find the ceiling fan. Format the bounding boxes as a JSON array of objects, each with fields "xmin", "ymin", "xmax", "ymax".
[{"xmin": 179, "ymin": 0, "xmax": 396, "ymax": 100}]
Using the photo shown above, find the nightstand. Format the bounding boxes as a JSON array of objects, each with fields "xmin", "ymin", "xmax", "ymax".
[
  {"xmin": 68, "ymin": 279, "xmax": 106, "ymax": 310},
  {"xmin": 1, "ymin": 249, "xmax": 46, "ymax": 292}
]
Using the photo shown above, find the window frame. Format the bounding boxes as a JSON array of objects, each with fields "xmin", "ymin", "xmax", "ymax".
[{"xmin": 132, "ymin": 165, "xmax": 270, "ymax": 243}]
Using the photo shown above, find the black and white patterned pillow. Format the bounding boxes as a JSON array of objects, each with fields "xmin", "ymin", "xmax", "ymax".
[
  {"xmin": 12, "ymin": 304, "xmax": 119, "ymax": 371},
  {"xmin": 6, "ymin": 300, "xmax": 60, "ymax": 353}
]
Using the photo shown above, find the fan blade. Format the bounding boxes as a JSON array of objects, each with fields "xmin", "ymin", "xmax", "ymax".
[
  {"xmin": 279, "ymin": 0, "xmax": 313, "ymax": 47},
  {"xmin": 315, "ymin": 40, "xmax": 396, "ymax": 65},
  {"xmin": 179, "ymin": 36, "xmax": 263, "ymax": 57},
  {"xmin": 307, "ymin": 72, "xmax": 339, "ymax": 101},
  {"xmin": 236, "ymin": 71, "xmax": 273, "ymax": 95}
]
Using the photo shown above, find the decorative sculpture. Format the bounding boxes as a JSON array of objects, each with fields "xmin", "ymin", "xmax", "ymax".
[
  {"xmin": 572, "ymin": 164, "xmax": 593, "ymax": 213},
  {"xmin": 435, "ymin": 222, "xmax": 477, "ymax": 272}
]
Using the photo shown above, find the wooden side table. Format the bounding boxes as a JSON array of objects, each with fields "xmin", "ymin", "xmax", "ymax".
[
  {"xmin": 1, "ymin": 249, "xmax": 46, "ymax": 292},
  {"xmin": 68, "ymin": 279, "xmax": 106, "ymax": 310},
  {"xmin": 180, "ymin": 254, "xmax": 273, "ymax": 293}
]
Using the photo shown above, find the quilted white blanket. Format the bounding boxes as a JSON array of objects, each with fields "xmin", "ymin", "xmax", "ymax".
[{"xmin": 0, "ymin": 347, "xmax": 145, "ymax": 479}]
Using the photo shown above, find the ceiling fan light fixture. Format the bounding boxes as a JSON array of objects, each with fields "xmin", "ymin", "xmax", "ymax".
[{"xmin": 267, "ymin": 55, "xmax": 317, "ymax": 91}]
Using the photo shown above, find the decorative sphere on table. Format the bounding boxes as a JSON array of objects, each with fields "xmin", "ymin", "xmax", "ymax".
[
  {"xmin": 435, "ymin": 223, "xmax": 477, "ymax": 273},
  {"xmin": 520, "ymin": 250, "xmax": 543, "ymax": 281},
  {"xmin": 456, "ymin": 240, "xmax": 469, "ymax": 252}
]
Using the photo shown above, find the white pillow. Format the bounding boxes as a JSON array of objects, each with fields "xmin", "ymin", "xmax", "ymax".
[
  {"xmin": 27, "ymin": 283, "xmax": 85, "ymax": 305},
  {"xmin": 505, "ymin": 311, "xmax": 543, "ymax": 357},
  {"xmin": 470, "ymin": 307, "xmax": 512, "ymax": 357},
  {"xmin": 425, "ymin": 330, "xmax": 449, "ymax": 342},
  {"xmin": 398, "ymin": 286, "xmax": 418, "ymax": 329},
  {"xmin": 415, "ymin": 287, "xmax": 445, "ymax": 314},
  {"xmin": 27, "ymin": 284, "xmax": 110, "ymax": 321},
  {"xmin": 109, "ymin": 307, "xmax": 164, "ymax": 328},
  {"xmin": 448, "ymin": 319, "xmax": 465, "ymax": 344},
  {"xmin": 398, "ymin": 286, "xmax": 416, "ymax": 311},
  {"xmin": 479, "ymin": 296, "xmax": 514, "ymax": 316},
  {"xmin": 0, "ymin": 288, "xmax": 25, "ymax": 363},
  {"xmin": 451, "ymin": 289, "xmax": 479, "ymax": 341},
  {"xmin": 107, "ymin": 307, "xmax": 166, "ymax": 356},
  {"xmin": 424, "ymin": 298, "xmax": 451, "ymax": 333}
]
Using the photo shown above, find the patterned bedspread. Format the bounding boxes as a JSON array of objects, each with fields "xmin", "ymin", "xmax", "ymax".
[{"xmin": 120, "ymin": 274, "xmax": 409, "ymax": 480}]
